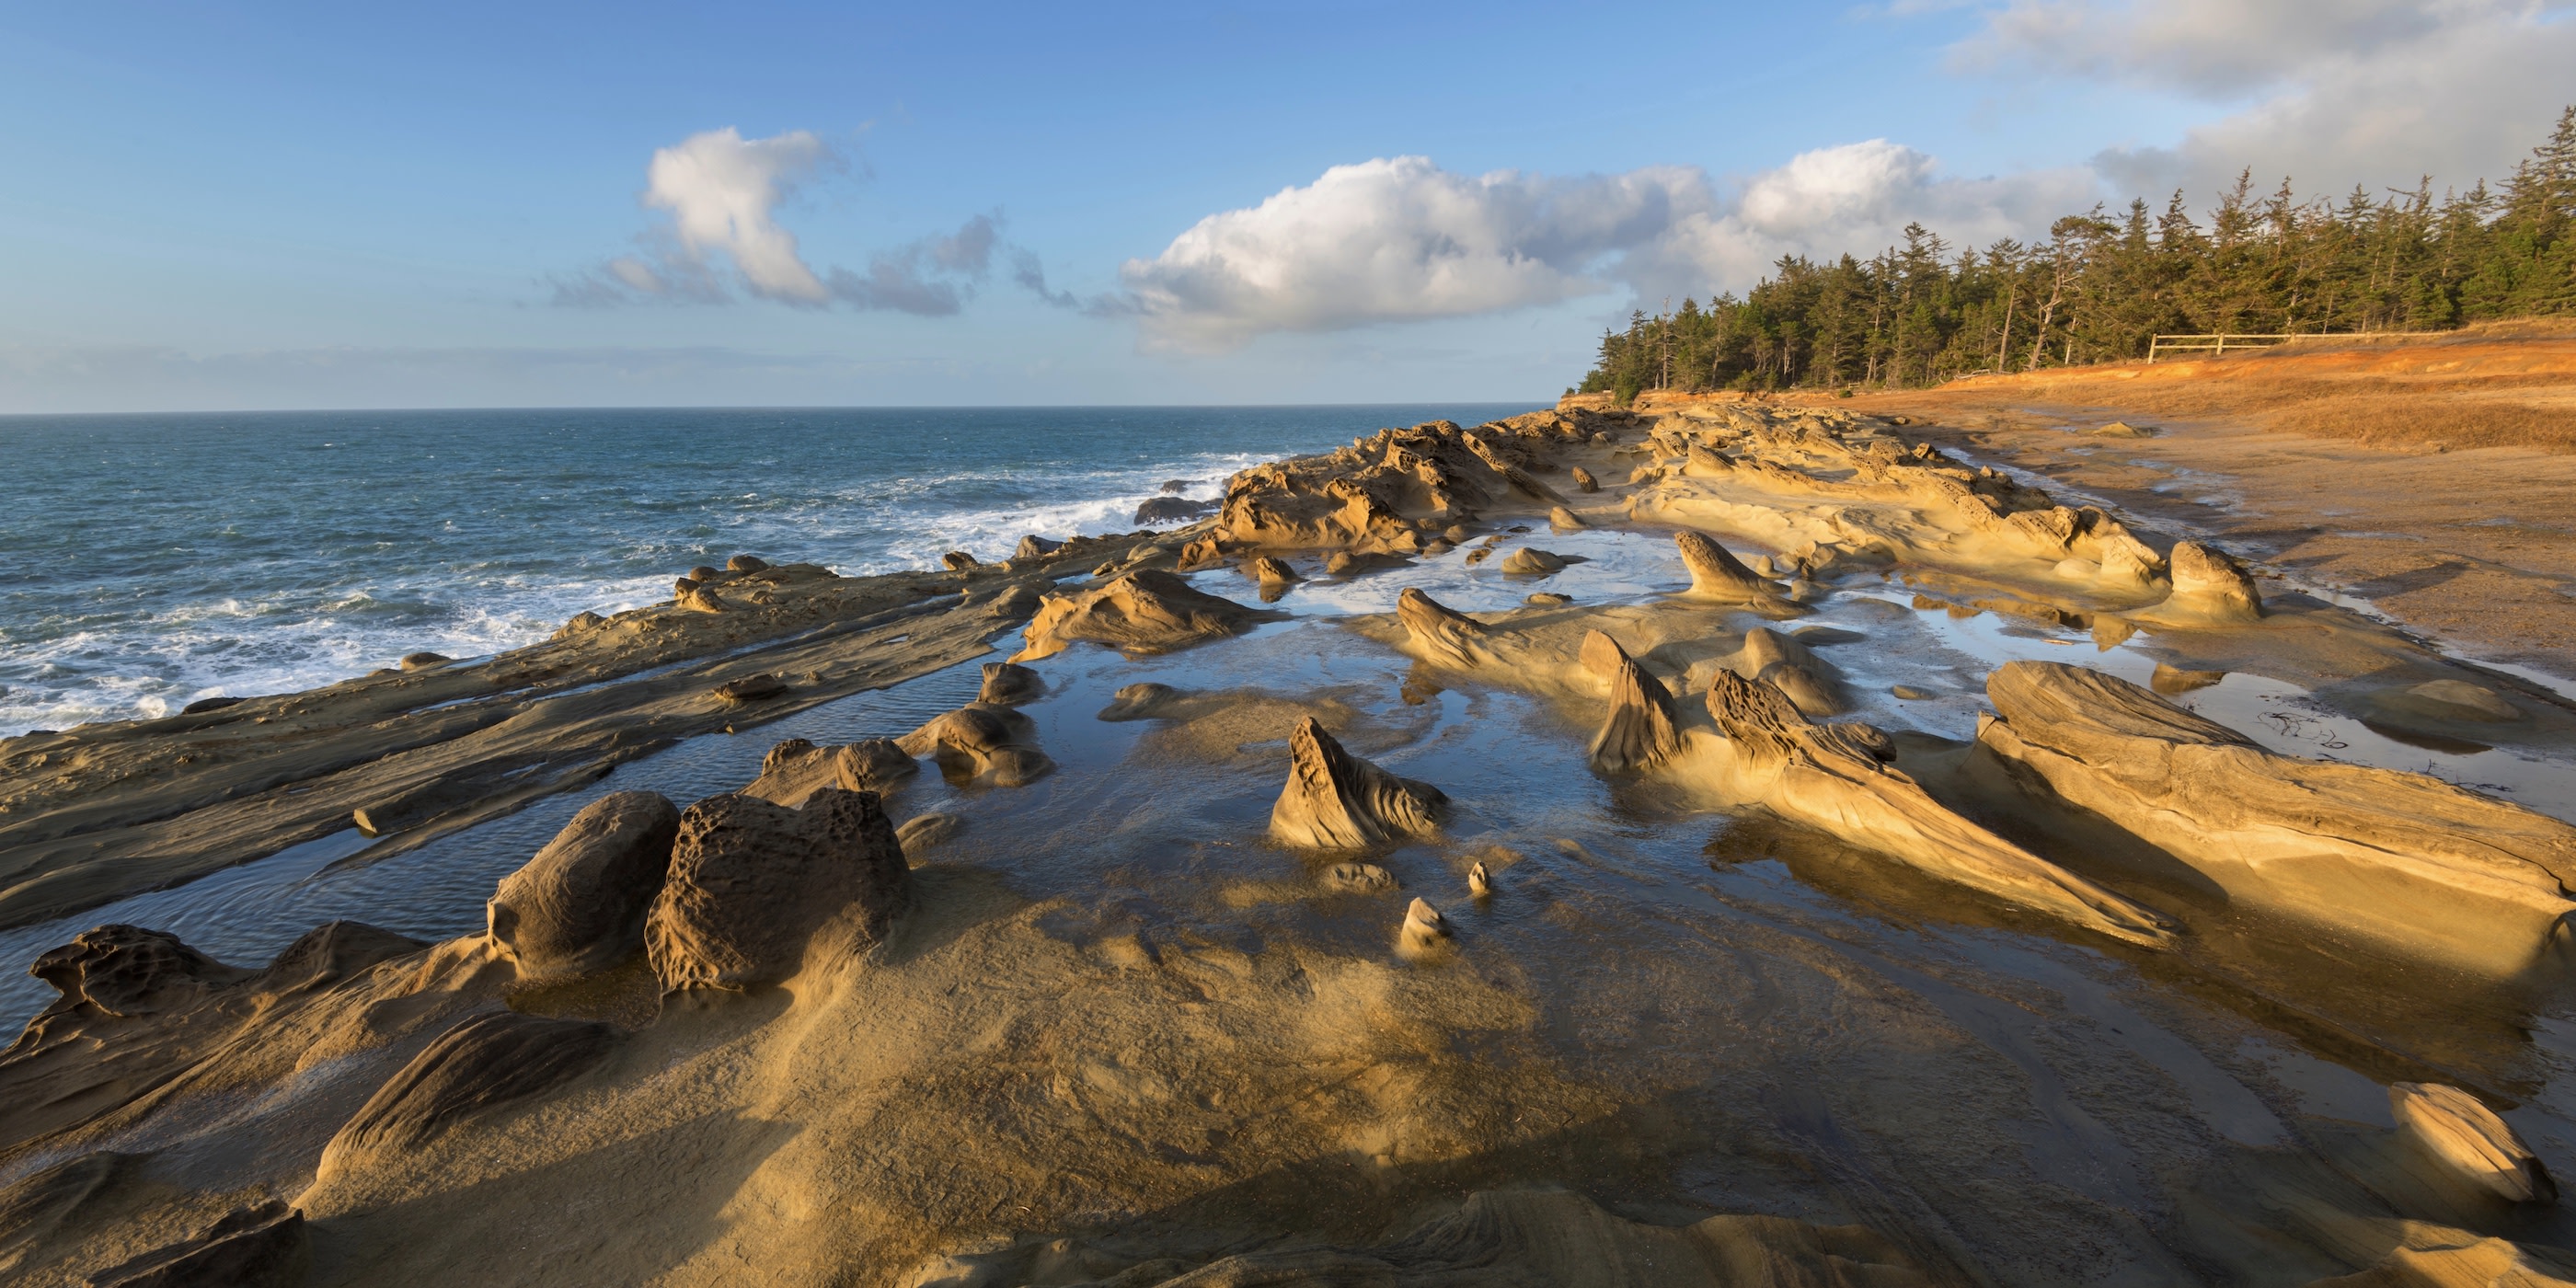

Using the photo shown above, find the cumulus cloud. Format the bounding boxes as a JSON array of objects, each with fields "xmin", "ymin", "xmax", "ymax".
[
  {"xmin": 1951, "ymin": 0, "xmax": 2576, "ymax": 197},
  {"xmin": 1114, "ymin": 146, "xmax": 2094, "ymax": 351},
  {"xmin": 556, "ymin": 129, "xmax": 1052, "ymax": 316}
]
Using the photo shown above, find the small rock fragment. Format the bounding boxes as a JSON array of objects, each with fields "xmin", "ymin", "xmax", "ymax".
[
  {"xmin": 1248, "ymin": 556, "xmax": 1301, "ymax": 584},
  {"xmin": 1401, "ymin": 897, "xmax": 1451, "ymax": 940},
  {"xmin": 1467, "ymin": 861, "xmax": 1492, "ymax": 897},
  {"xmin": 1525, "ymin": 592, "xmax": 1571, "ymax": 606},
  {"xmin": 1500, "ymin": 547, "xmax": 1566, "ymax": 575},
  {"xmin": 1570, "ymin": 466, "xmax": 1598, "ymax": 493},
  {"xmin": 1325, "ymin": 861, "xmax": 1396, "ymax": 891},
  {"xmin": 1891, "ymin": 684, "xmax": 1935, "ymax": 700},
  {"xmin": 1549, "ymin": 506, "xmax": 1586, "ymax": 531}
]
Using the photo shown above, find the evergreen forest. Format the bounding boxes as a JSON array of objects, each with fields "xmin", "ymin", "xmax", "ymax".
[{"xmin": 1577, "ymin": 108, "xmax": 2576, "ymax": 399}]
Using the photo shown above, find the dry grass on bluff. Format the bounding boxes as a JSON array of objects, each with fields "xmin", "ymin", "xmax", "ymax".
[{"xmin": 1902, "ymin": 319, "xmax": 2576, "ymax": 452}]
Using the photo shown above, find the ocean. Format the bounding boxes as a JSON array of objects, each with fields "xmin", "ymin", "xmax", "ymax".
[{"xmin": 0, "ymin": 404, "xmax": 1537, "ymax": 736}]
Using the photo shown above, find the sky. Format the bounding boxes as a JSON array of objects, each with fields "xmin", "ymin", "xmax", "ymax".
[{"xmin": 1, "ymin": 0, "xmax": 2570, "ymax": 411}]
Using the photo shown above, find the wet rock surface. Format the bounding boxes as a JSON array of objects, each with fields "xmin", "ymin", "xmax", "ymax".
[{"xmin": 11, "ymin": 401, "xmax": 2576, "ymax": 1287}]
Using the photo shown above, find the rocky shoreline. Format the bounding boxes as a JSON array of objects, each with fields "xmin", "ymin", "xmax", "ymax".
[{"xmin": 6, "ymin": 405, "xmax": 2576, "ymax": 1285}]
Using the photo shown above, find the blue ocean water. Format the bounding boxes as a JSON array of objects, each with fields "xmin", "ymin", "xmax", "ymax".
[{"xmin": 0, "ymin": 404, "xmax": 1536, "ymax": 735}]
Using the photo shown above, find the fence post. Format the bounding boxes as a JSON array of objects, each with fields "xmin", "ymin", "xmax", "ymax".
[
  {"xmin": 2214, "ymin": 333, "xmax": 2226, "ymax": 356},
  {"xmin": 2147, "ymin": 336, "xmax": 2159, "ymax": 363}
]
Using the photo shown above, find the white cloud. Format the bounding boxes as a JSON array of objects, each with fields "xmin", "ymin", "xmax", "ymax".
[
  {"xmin": 1952, "ymin": 0, "xmax": 2576, "ymax": 197},
  {"xmin": 1116, "ymin": 146, "xmax": 2096, "ymax": 351},
  {"xmin": 554, "ymin": 130, "xmax": 1047, "ymax": 316},
  {"xmin": 643, "ymin": 127, "xmax": 836, "ymax": 303}
]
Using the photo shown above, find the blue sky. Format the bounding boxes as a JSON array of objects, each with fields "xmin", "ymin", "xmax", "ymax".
[{"xmin": 2, "ymin": 1, "xmax": 2568, "ymax": 410}]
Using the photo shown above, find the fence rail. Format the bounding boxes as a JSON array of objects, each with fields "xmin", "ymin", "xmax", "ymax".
[{"xmin": 2145, "ymin": 331, "xmax": 2439, "ymax": 362}]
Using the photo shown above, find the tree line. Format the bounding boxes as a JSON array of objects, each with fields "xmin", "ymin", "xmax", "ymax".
[{"xmin": 1577, "ymin": 108, "xmax": 2576, "ymax": 400}]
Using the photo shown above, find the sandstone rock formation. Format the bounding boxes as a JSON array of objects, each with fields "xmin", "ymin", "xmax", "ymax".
[
  {"xmin": 1570, "ymin": 466, "xmax": 1598, "ymax": 492},
  {"xmin": 1549, "ymin": 506, "xmax": 1586, "ymax": 531},
  {"xmin": 1248, "ymin": 556, "xmax": 1300, "ymax": 585},
  {"xmin": 978, "ymin": 661, "xmax": 1044, "ymax": 705},
  {"xmin": 1584, "ymin": 631, "xmax": 1680, "ymax": 773},
  {"xmin": 486, "ymin": 791, "xmax": 679, "ymax": 983},
  {"xmin": 316, "ymin": 1011, "xmax": 616, "ymax": 1180},
  {"xmin": 714, "ymin": 673, "xmax": 787, "ymax": 703},
  {"xmin": 2, "ymin": 921, "xmax": 428, "ymax": 1152},
  {"xmin": 86, "ymin": 1199, "xmax": 307, "ymax": 1288},
  {"xmin": 1719, "ymin": 627, "xmax": 1844, "ymax": 717},
  {"xmin": 1401, "ymin": 897, "xmax": 1450, "ymax": 942},
  {"xmin": 1395, "ymin": 588, "xmax": 1491, "ymax": 670},
  {"xmin": 898, "ymin": 704, "xmax": 1055, "ymax": 788},
  {"xmin": 1097, "ymin": 682, "xmax": 1181, "ymax": 721},
  {"xmin": 1270, "ymin": 718, "xmax": 1447, "ymax": 849},
  {"xmin": 1972, "ymin": 661, "xmax": 2576, "ymax": 973},
  {"xmin": 1324, "ymin": 861, "xmax": 1396, "ymax": 892},
  {"xmin": 644, "ymin": 788, "xmax": 913, "ymax": 990},
  {"xmin": 1500, "ymin": 547, "xmax": 1567, "ymax": 575},
  {"xmin": 942, "ymin": 550, "xmax": 979, "ymax": 570},
  {"xmin": 398, "ymin": 651, "xmax": 451, "ymax": 671},
  {"xmin": 2160, "ymin": 540, "xmax": 2264, "ymax": 621},
  {"xmin": 837, "ymin": 739, "xmax": 919, "ymax": 794},
  {"xmin": 1703, "ymin": 671, "xmax": 2173, "ymax": 947},
  {"xmin": 1134, "ymin": 495, "xmax": 1216, "ymax": 524},
  {"xmin": 726, "ymin": 555, "xmax": 769, "ymax": 573},
  {"xmin": 896, "ymin": 811, "xmax": 962, "ymax": 851},
  {"xmin": 679, "ymin": 585, "xmax": 727, "ymax": 614},
  {"xmin": 1468, "ymin": 860, "xmax": 1492, "ymax": 896},
  {"xmin": 1013, "ymin": 569, "xmax": 1271, "ymax": 661},
  {"xmin": 2390, "ymin": 1082, "xmax": 2557, "ymax": 1205},
  {"xmin": 1673, "ymin": 531, "xmax": 1788, "ymax": 604},
  {"xmin": 1016, "ymin": 535, "xmax": 1064, "ymax": 561}
]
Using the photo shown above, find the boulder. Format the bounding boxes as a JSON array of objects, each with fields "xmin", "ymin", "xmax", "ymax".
[
  {"xmin": 1500, "ymin": 548, "xmax": 1566, "ymax": 575},
  {"xmin": 1015, "ymin": 535, "xmax": 1065, "ymax": 561},
  {"xmin": 688, "ymin": 565, "xmax": 721, "ymax": 583},
  {"xmin": 1705, "ymin": 670, "xmax": 2172, "ymax": 947},
  {"xmin": 679, "ymin": 586, "xmax": 727, "ymax": 614},
  {"xmin": 1584, "ymin": 632, "xmax": 1680, "ymax": 773},
  {"xmin": 1570, "ymin": 466, "xmax": 1598, "ymax": 493},
  {"xmin": 2162, "ymin": 540, "xmax": 2262, "ymax": 621},
  {"xmin": 1012, "ymin": 569, "xmax": 1270, "ymax": 661},
  {"xmin": 1248, "ymin": 557, "xmax": 1300, "ymax": 584},
  {"xmin": 726, "ymin": 554, "xmax": 768, "ymax": 573},
  {"xmin": 977, "ymin": 661, "xmax": 1044, "ymax": 706},
  {"xmin": 1468, "ymin": 861, "xmax": 1493, "ymax": 896},
  {"xmin": 552, "ymin": 610, "xmax": 608, "ymax": 640},
  {"xmin": 487, "ymin": 791, "xmax": 679, "ymax": 983},
  {"xmin": 1973, "ymin": 661, "xmax": 2576, "ymax": 974},
  {"xmin": 714, "ymin": 673, "xmax": 787, "ymax": 703},
  {"xmin": 316, "ymin": 1012, "xmax": 617, "ymax": 1179},
  {"xmin": 834, "ymin": 739, "xmax": 920, "ymax": 794},
  {"xmin": 1673, "ymin": 531, "xmax": 1788, "ymax": 604},
  {"xmin": 1133, "ymin": 495, "xmax": 1216, "ymax": 524},
  {"xmin": 942, "ymin": 550, "xmax": 979, "ymax": 571},
  {"xmin": 179, "ymin": 696, "xmax": 245, "ymax": 715},
  {"xmin": 898, "ymin": 704, "xmax": 1055, "ymax": 788},
  {"xmin": 2391, "ymin": 1082, "xmax": 2557, "ymax": 1204},
  {"xmin": 646, "ymin": 788, "xmax": 914, "ymax": 990},
  {"xmin": 1270, "ymin": 717, "xmax": 1447, "ymax": 848},
  {"xmin": 1396, "ymin": 589, "xmax": 1490, "ymax": 670},
  {"xmin": 1548, "ymin": 506, "xmax": 1586, "ymax": 531},
  {"xmin": 397, "ymin": 651, "xmax": 452, "ymax": 671},
  {"xmin": 87, "ymin": 1200, "xmax": 308, "ymax": 1288}
]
